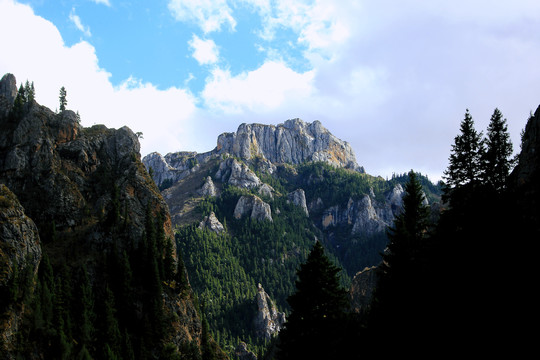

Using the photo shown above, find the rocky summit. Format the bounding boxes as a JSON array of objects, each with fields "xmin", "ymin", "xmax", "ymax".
[{"xmin": 143, "ymin": 118, "xmax": 363, "ymax": 188}]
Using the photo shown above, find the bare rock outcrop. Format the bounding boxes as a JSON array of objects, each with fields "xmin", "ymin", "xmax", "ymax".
[
  {"xmin": 321, "ymin": 184, "xmax": 407, "ymax": 236},
  {"xmin": 143, "ymin": 118, "xmax": 365, "ymax": 189},
  {"xmin": 253, "ymin": 283, "xmax": 286, "ymax": 340},
  {"xmin": 0, "ymin": 184, "xmax": 41, "ymax": 354},
  {"xmin": 217, "ymin": 119, "xmax": 363, "ymax": 171},
  {"xmin": 287, "ymin": 189, "xmax": 309, "ymax": 216},
  {"xmin": 199, "ymin": 212, "xmax": 225, "ymax": 234},
  {"xmin": 234, "ymin": 195, "xmax": 272, "ymax": 222},
  {"xmin": 215, "ymin": 158, "xmax": 262, "ymax": 189},
  {"xmin": 235, "ymin": 342, "xmax": 257, "ymax": 360},
  {"xmin": 200, "ymin": 176, "xmax": 219, "ymax": 197}
]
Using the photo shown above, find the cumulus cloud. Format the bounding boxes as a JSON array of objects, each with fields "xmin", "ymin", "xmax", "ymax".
[
  {"xmin": 2, "ymin": 0, "xmax": 540, "ymax": 181},
  {"xmin": 202, "ymin": 61, "xmax": 314, "ymax": 113},
  {"xmin": 0, "ymin": 0, "xmax": 197, "ymax": 156},
  {"xmin": 189, "ymin": 35, "xmax": 219, "ymax": 65},
  {"xmin": 168, "ymin": 0, "xmax": 236, "ymax": 33},
  {"xmin": 69, "ymin": 8, "xmax": 91, "ymax": 37}
]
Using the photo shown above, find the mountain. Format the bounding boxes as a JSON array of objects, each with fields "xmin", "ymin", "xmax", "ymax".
[
  {"xmin": 0, "ymin": 73, "xmax": 224, "ymax": 359},
  {"xmin": 143, "ymin": 117, "xmax": 441, "ymax": 356}
]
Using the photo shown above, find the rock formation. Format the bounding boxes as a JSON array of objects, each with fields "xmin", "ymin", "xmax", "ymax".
[
  {"xmin": 320, "ymin": 184, "xmax": 406, "ymax": 236},
  {"xmin": 287, "ymin": 189, "xmax": 309, "ymax": 216},
  {"xmin": 234, "ymin": 195, "xmax": 273, "ymax": 222},
  {"xmin": 253, "ymin": 283, "xmax": 286, "ymax": 340},
  {"xmin": 0, "ymin": 184, "xmax": 41, "ymax": 353},
  {"xmin": 200, "ymin": 176, "xmax": 219, "ymax": 197},
  {"xmin": 235, "ymin": 342, "xmax": 257, "ymax": 360},
  {"xmin": 217, "ymin": 119, "xmax": 363, "ymax": 171},
  {"xmin": 143, "ymin": 118, "xmax": 364, "ymax": 189},
  {"xmin": 219, "ymin": 158, "xmax": 262, "ymax": 189},
  {"xmin": 199, "ymin": 212, "xmax": 225, "ymax": 234}
]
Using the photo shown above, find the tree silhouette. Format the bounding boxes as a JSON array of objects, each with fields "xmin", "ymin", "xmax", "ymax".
[{"xmin": 277, "ymin": 241, "xmax": 349, "ymax": 360}]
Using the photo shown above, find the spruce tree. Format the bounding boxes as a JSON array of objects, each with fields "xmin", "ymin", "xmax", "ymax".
[
  {"xmin": 368, "ymin": 170, "xmax": 432, "ymax": 341},
  {"xmin": 443, "ymin": 109, "xmax": 485, "ymax": 194},
  {"xmin": 59, "ymin": 86, "xmax": 67, "ymax": 112},
  {"xmin": 277, "ymin": 241, "xmax": 349, "ymax": 360},
  {"xmin": 483, "ymin": 108, "xmax": 515, "ymax": 192}
]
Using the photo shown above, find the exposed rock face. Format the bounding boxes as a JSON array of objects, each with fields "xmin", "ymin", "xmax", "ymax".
[
  {"xmin": 0, "ymin": 74, "xmax": 17, "ymax": 117},
  {"xmin": 287, "ymin": 189, "xmax": 309, "ymax": 216},
  {"xmin": 258, "ymin": 183, "xmax": 274, "ymax": 200},
  {"xmin": 143, "ymin": 118, "xmax": 364, "ymax": 188},
  {"xmin": 235, "ymin": 342, "xmax": 257, "ymax": 360},
  {"xmin": 321, "ymin": 184, "xmax": 405, "ymax": 236},
  {"xmin": 217, "ymin": 119, "xmax": 363, "ymax": 171},
  {"xmin": 200, "ymin": 176, "xmax": 218, "ymax": 197},
  {"xmin": 253, "ymin": 284, "xmax": 286, "ymax": 340},
  {"xmin": 234, "ymin": 195, "xmax": 272, "ymax": 222},
  {"xmin": 349, "ymin": 266, "xmax": 378, "ymax": 314},
  {"xmin": 199, "ymin": 212, "xmax": 225, "ymax": 234},
  {"xmin": 0, "ymin": 184, "xmax": 41, "ymax": 353},
  {"xmin": 215, "ymin": 158, "xmax": 262, "ymax": 189}
]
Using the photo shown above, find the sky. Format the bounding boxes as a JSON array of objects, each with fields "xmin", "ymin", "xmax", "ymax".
[{"xmin": 1, "ymin": 0, "xmax": 540, "ymax": 182}]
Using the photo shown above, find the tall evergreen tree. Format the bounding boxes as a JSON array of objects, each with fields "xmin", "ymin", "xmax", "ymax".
[
  {"xmin": 483, "ymin": 108, "xmax": 515, "ymax": 191},
  {"xmin": 277, "ymin": 241, "xmax": 349, "ymax": 360},
  {"xmin": 59, "ymin": 86, "xmax": 67, "ymax": 112},
  {"xmin": 368, "ymin": 171, "xmax": 431, "ymax": 339},
  {"xmin": 443, "ymin": 109, "xmax": 485, "ymax": 195}
]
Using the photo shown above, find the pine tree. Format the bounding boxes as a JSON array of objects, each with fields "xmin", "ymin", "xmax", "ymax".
[
  {"xmin": 483, "ymin": 108, "xmax": 515, "ymax": 192},
  {"xmin": 24, "ymin": 80, "xmax": 35, "ymax": 103},
  {"xmin": 59, "ymin": 86, "xmax": 67, "ymax": 112},
  {"xmin": 368, "ymin": 170, "xmax": 432, "ymax": 340},
  {"xmin": 443, "ymin": 109, "xmax": 485, "ymax": 193},
  {"xmin": 277, "ymin": 241, "xmax": 349, "ymax": 360}
]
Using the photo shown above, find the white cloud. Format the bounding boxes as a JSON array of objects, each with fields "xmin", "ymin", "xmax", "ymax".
[
  {"xmin": 90, "ymin": 0, "xmax": 111, "ymax": 6},
  {"xmin": 168, "ymin": 0, "xmax": 236, "ymax": 33},
  {"xmin": 188, "ymin": 35, "xmax": 219, "ymax": 65},
  {"xmin": 3, "ymin": 0, "xmax": 540, "ymax": 182},
  {"xmin": 69, "ymin": 8, "xmax": 91, "ymax": 37},
  {"xmin": 0, "ymin": 0, "xmax": 197, "ymax": 156},
  {"xmin": 202, "ymin": 61, "xmax": 314, "ymax": 113}
]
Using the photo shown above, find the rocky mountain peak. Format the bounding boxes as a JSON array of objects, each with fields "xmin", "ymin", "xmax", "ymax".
[
  {"xmin": 143, "ymin": 118, "xmax": 364, "ymax": 189},
  {"xmin": 216, "ymin": 118, "xmax": 363, "ymax": 171}
]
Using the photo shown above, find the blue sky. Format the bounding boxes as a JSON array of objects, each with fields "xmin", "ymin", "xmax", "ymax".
[{"xmin": 2, "ymin": 0, "xmax": 540, "ymax": 181}]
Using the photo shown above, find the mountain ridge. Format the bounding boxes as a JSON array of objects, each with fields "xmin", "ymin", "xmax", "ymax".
[{"xmin": 143, "ymin": 118, "xmax": 363, "ymax": 189}]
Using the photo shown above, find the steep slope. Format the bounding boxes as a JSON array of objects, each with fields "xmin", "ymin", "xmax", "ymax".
[
  {"xmin": 0, "ymin": 185, "xmax": 41, "ymax": 354},
  {"xmin": 0, "ymin": 73, "xmax": 224, "ymax": 359}
]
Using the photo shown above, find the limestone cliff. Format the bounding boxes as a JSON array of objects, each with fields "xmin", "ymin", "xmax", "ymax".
[
  {"xmin": 216, "ymin": 119, "xmax": 363, "ymax": 171},
  {"xmin": 0, "ymin": 185, "xmax": 41, "ymax": 354},
  {"xmin": 253, "ymin": 284, "xmax": 286, "ymax": 340},
  {"xmin": 234, "ymin": 195, "xmax": 273, "ymax": 222},
  {"xmin": 143, "ymin": 118, "xmax": 363, "ymax": 189}
]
